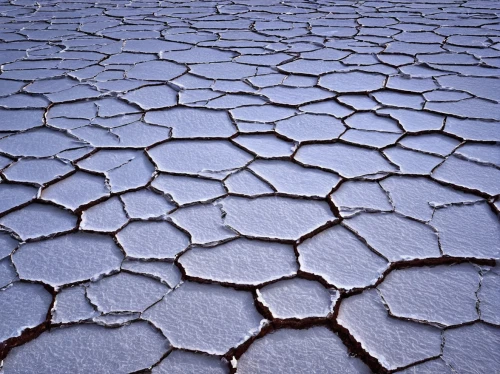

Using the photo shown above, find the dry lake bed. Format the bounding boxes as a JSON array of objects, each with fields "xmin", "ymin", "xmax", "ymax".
[{"xmin": 0, "ymin": 0, "xmax": 499, "ymax": 372}]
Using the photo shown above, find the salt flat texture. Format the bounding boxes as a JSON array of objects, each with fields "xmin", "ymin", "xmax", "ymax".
[{"xmin": 0, "ymin": 0, "xmax": 499, "ymax": 373}]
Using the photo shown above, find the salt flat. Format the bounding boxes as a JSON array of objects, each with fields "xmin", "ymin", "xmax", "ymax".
[{"xmin": 0, "ymin": 0, "xmax": 499, "ymax": 372}]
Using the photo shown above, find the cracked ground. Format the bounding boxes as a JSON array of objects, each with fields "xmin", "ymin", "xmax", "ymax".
[{"xmin": 0, "ymin": 0, "xmax": 499, "ymax": 372}]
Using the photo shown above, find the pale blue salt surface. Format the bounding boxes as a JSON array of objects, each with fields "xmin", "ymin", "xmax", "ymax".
[{"xmin": 1, "ymin": 1, "xmax": 499, "ymax": 372}]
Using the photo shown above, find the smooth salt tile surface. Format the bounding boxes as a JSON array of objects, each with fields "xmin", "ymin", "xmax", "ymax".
[
  {"xmin": 278, "ymin": 59, "xmax": 341, "ymax": 76},
  {"xmin": 173, "ymin": 87, "xmax": 220, "ymax": 104},
  {"xmin": 248, "ymin": 159, "xmax": 340, "ymax": 197},
  {"xmin": 47, "ymin": 100, "xmax": 96, "ymax": 120},
  {"xmin": 445, "ymin": 117, "xmax": 500, "ymax": 141},
  {"xmin": 87, "ymin": 272, "xmax": 169, "ymax": 313},
  {"xmin": 3, "ymin": 158, "xmax": 73, "ymax": 185},
  {"xmin": 0, "ymin": 203, "xmax": 77, "ymax": 240},
  {"xmin": 424, "ymin": 89, "xmax": 471, "ymax": 102},
  {"xmin": 337, "ymin": 289, "xmax": 442, "ymax": 371},
  {"xmin": 0, "ymin": 109, "xmax": 43, "ymax": 131},
  {"xmin": 436, "ymin": 74, "xmax": 500, "ymax": 101},
  {"xmin": 299, "ymin": 100, "xmax": 354, "ymax": 118},
  {"xmin": 148, "ymin": 140, "xmax": 253, "ymax": 175},
  {"xmin": 189, "ymin": 62, "xmax": 256, "ymax": 80},
  {"xmin": 106, "ymin": 153, "xmax": 155, "ymax": 193},
  {"xmin": 120, "ymin": 189, "xmax": 175, "ymax": 219},
  {"xmin": 0, "ymin": 128, "xmax": 84, "ymax": 157},
  {"xmin": 76, "ymin": 149, "xmax": 140, "ymax": 172},
  {"xmin": 275, "ymin": 113, "xmax": 345, "ymax": 141},
  {"xmin": 248, "ymin": 74, "xmax": 286, "ymax": 88},
  {"xmin": 92, "ymin": 97, "xmax": 140, "ymax": 117},
  {"xmin": 124, "ymin": 39, "xmax": 190, "ymax": 53},
  {"xmin": 126, "ymin": 60, "xmax": 186, "ymax": 81},
  {"xmin": 432, "ymin": 155, "xmax": 500, "ymax": 196},
  {"xmin": 0, "ymin": 257, "xmax": 18, "ymax": 288},
  {"xmin": 212, "ymin": 80, "xmax": 255, "ymax": 95},
  {"xmin": 92, "ymin": 313, "xmax": 140, "ymax": 327},
  {"xmin": 338, "ymin": 94, "xmax": 380, "ymax": 111},
  {"xmin": 2, "ymin": 322, "xmax": 169, "ymax": 373},
  {"xmin": 223, "ymin": 170, "xmax": 274, "ymax": 195},
  {"xmin": 373, "ymin": 91, "xmax": 424, "ymax": 109},
  {"xmin": 399, "ymin": 359, "xmax": 454, "ymax": 374},
  {"xmin": 23, "ymin": 77, "xmax": 77, "ymax": 94},
  {"xmin": 383, "ymin": 146, "xmax": 443, "ymax": 175},
  {"xmin": 0, "ymin": 282, "xmax": 52, "ymax": 342},
  {"xmin": 153, "ymin": 351, "xmax": 229, "ymax": 374},
  {"xmin": 169, "ymin": 203, "xmax": 237, "ymax": 245},
  {"xmin": 399, "ymin": 134, "xmax": 460, "ymax": 156},
  {"xmin": 57, "ymin": 147, "xmax": 94, "ymax": 162},
  {"xmin": 69, "ymin": 126, "xmax": 120, "ymax": 148},
  {"xmin": 0, "ymin": 231, "xmax": 18, "ymax": 260},
  {"xmin": 257, "ymin": 278, "xmax": 336, "ymax": 319},
  {"xmin": 295, "ymin": 143, "xmax": 397, "ymax": 178},
  {"xmin": 345, "ymin": 112, "xmax": 401, "ymax": 132},
  {"xmin": 341, "ymin": 129, "xmax": 400, "ymax": 148},
  {"xmin": 230, "ymin": 105, "xmax": 296, "ymax": 123},
  {"xmin": 319, "ymin": 71, "xmax": 385, "ymax": 92},
  {"xmin": 236, "ymin": 121, "xmax": 275, "ymax": 134},
  {"xmin": 12, "ymin": 233, "xmax": 124, "ymax": 287},
  {"xmin": 51, "ymin": 285, "xmax": 100, "ymax": 324},
  {"xmin": 380, "ymin": 176, "xmax": 481, "ymax": 221},
  {"xmin": 298, "ymin": 225, "xmax": 388, "ymax": 289},
  {"xmin": 236, "ymin": 53, "xmax": 292, "ymax": 66},
  {"xmin": 301, "ymin": 48, "xmax": 350, "ymax": 60},
  {"xmin": 121, "ymin": 84, "xmax": 178, "ymax": 110},
  {"xmin": 41, "ymin": 171, "xmax": 109, "ymax": 211},
  {"xmin": 2, "ymin": 1, "xmax": 500, "ymax": 371},
  {"xmin": 430, "ymin": 203, "xmax": 500, "ymax": 259},
  {"xmin": 442, "ymin": 323, "xmax": 500, "ymax": 374},
  {"xmin": 145, "ymin": 107, "xmax": 236, "ymax": 138},
  {"xmin": 0, "ymin": 155, "xmax": 12, "ymax": 169},
  {"xmin": 331, "ymin": 180, "xmax": 392, "ymax": 214},
  {"xmin": 162, "ymin": 47, "xmax": 235, "ymax": 63},
  {"xmin": 378, "ymin": 264, "xmax": 480, "ymax": 326},
  {"xmin": 116, "ymin": 221, "xmax": 189, "ymax": 260},
  {"xmin": 233, "ymin": 134, "xmax": 296, "ymax": 158},
  {"xmin": 259, "ymin": 86, "xmax": 332, "ymax": 105},
  {"xmin": 426, "ymin": 97, "xmax": 500, "ymax": 120},
  {"xmin": 80, "ymin": 197, "xmax": 128, "ymax": 232},
  {"xmin": 143, "ymin": 282, "xmax": 263, "ymax": 355},
  {"xmin": 179, "ymin": 238, "xmax": 297, "ymax": 286},
  {"xmin": 45, "ymin": 85, "xmax": 101, "ymax": 103},
  {"xmin": 343, "ymin": 213, "xmax": 440, "ymax": 261},
  {"xmin": 478, "ymin": 267, "xmax": 500, "ymax": 325},
  {"xmin": 152, "ymin": 174, "xmax": 225, "ymax": 205},
  {"xmin": 110, "ymin": 122, "xmax": 172, "ymax": 147},
  {"xmin": 0, "ymin": 184, "xmax": 37, "ymax": 214},
  {"xmin": 455, "ymin": 143, "xmax": 500, "ymax": 167},
  {"xmin": 0, "ymin": 81, "xmax": 26, "ymax": 99},
  {"xmin": 220, "ymin": 196, "xmax": 335, "ymax": 241},
  {"xmin": 237, "ymin": 327, "xmax": 371, "ymax": 374},
  {"xmin": 121, "ymin": 260, "xmax": 181, "ymax": 288},
  {"xmin": 377, "ymin": 108, "xmax": 444, "ymax": 132},
  {"xmin": 387, "ymin": 76, "xmax": 438, "ymax": 93},
  {"xmin": 206, "ymin": 93, "xmax": 265, "ymax": 109}
]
